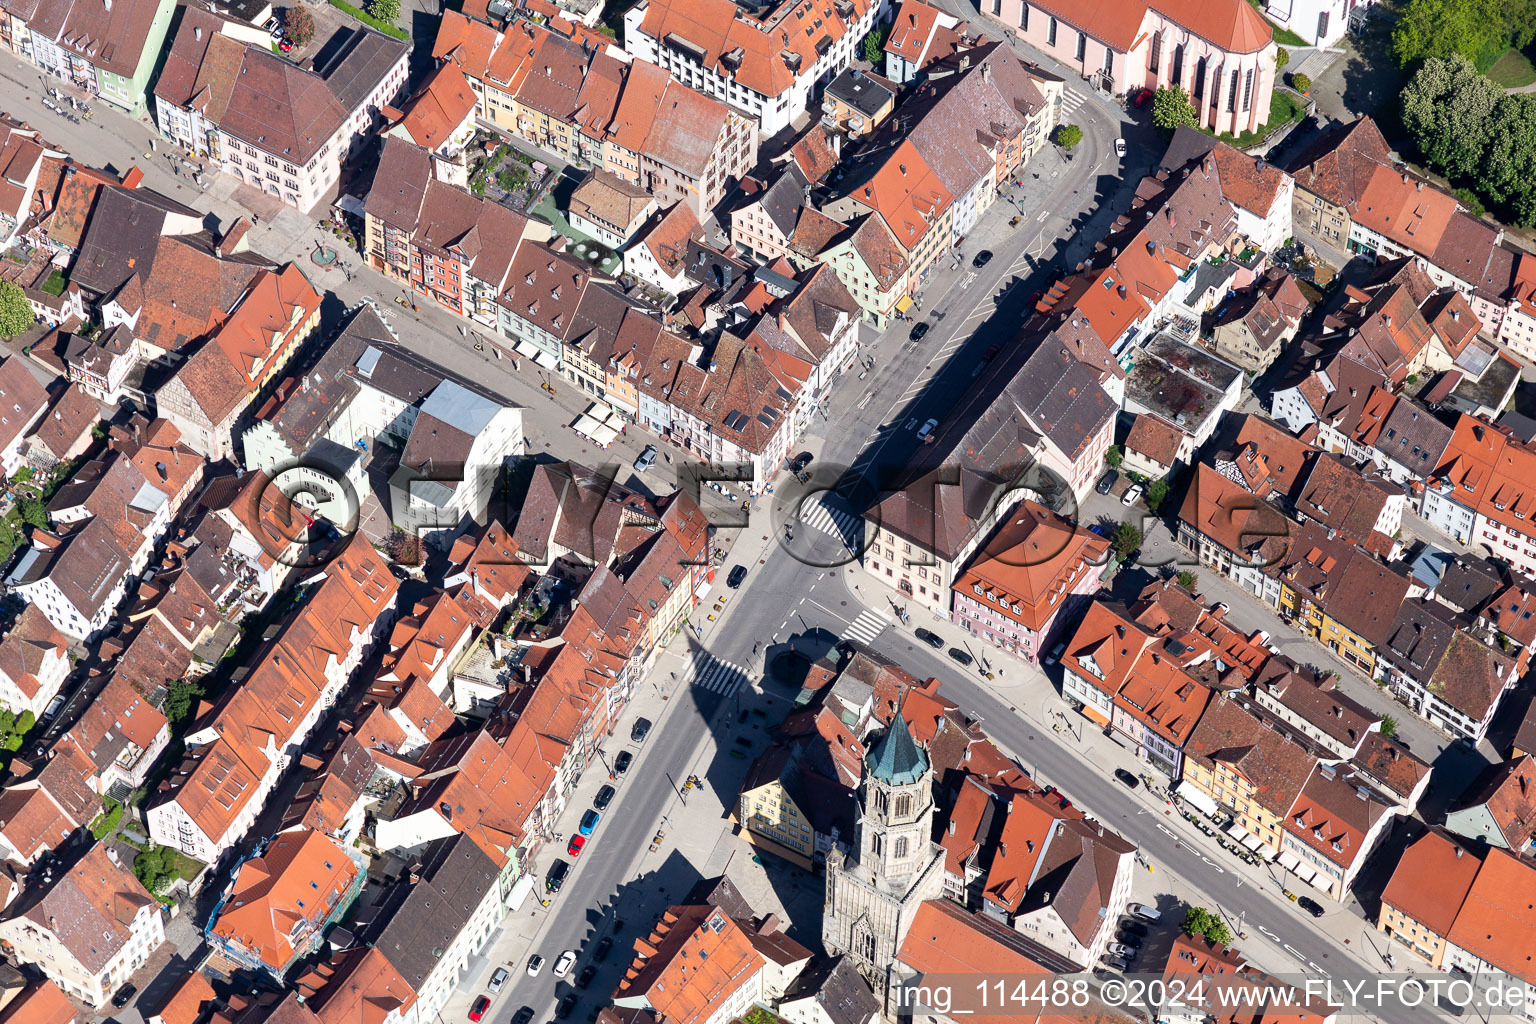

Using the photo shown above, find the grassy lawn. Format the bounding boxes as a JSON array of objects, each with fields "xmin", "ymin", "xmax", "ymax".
[
  {"xmin": 1489, "ymin": 47, "xmax": 1536, "ymax": 88},
  {"xmin": 89, "ymin": 798, "xmax": 124, "ymax": 840},
  {"xmin": 40, "ymin": 270, "xmax": 66, "ymax": 296},
  {"xmin": 1244, "ymin": 0, "xmax": 1308, "ymax": 47},
  {"xmin": 1209, "ymin": 89, "xmax": 1306, "ymax": 149}
]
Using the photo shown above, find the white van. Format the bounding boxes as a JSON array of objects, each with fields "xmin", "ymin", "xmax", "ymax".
[{"xmin": 1128, "ymin": 903, "xmax": 1161, "ymax": 922}]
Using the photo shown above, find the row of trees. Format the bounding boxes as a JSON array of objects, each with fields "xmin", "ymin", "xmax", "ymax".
[
  {"xmin": 1400, "ymin": 54, "xmax": 1536, "ymax": 226},
  {"xmin": 1392, "ymin": 0, "xmax": 1536, "ymax": 71}
]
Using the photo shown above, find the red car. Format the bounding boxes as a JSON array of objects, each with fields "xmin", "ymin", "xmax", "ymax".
[
  {"xmin": 568, "ymin": 834, "xmax": 586, "ymax": 857},
  {"xmin": 470, "ymin": 996, "xmax": 491, "ymax": 1022},
  {"xmin": 279, "ymin": 40, "xmax": 295, "ymax": 51},
  {"xmin": 1131, "ymin": 87, "xmax": 1153, "ymax": 108}
]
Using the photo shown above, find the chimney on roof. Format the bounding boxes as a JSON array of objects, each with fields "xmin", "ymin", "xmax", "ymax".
[
  {"xmin": 1417, "ymin": 181, "xmax": 1424, "ymax": 192},
  {"xmin": 1452, "ymin": 309, "xmax": 1460, "ymax": 322},
  {"xmin": 195, "ymin": 25, "xmax": 202, "ymax": 41},
  {"xmin": 1402, "ymin": 173, "xmax": 1410, "ymax": 185},
  {"xmin": 1456, "ymin": 847, "xmax": 1463, "ymax": 858},
  {"xmin": 1166, "ymin": 207, "xmax": 1176, "ymax": 227}
]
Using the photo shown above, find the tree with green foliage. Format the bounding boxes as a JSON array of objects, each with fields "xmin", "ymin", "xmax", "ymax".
[
  {"xmin": 1380, "ymin": 715, "xmax": 1399, "ymax": 738},
  {"xmin": 1112, "ymin": 522, "xmax": 1142, "ymax": 561},
  {"xmin": 0, "ymin": 281, "xmax": 32, "ymax": 339},
  {"xmin": 1478, "ymin": 92, "xmax": 1536, "ymax": 225},
  {"xmin": 163, "ymin": 679, "xmax": 204, "ymax": 730},
  {"xmin": 133, "ymin": 844, "xmax": 179, "ymax": 896},
  {"xmin": 368, "ymin": 0, "xmax": 401, "ymax": 23},
  {"xmin": 15, "ymin": 496, "xmax": 44, "ymax": 530},
  {"xmin": 1288, "ymin": 72, "xmax": 1311, "ymax": 93},
  {"xmin": 1056, "ymin": 124, "xmax": 1083, "ymax": 148},
  {"xmin": 1145, "ymin": 478, "xmax": 1170, "ymax": 513},
  {"xmin": 1152, "ymin": 86, "xmax": 1198, "ymax": 131},
  {"xmin": 1276, "ymin": 47, "xmax": 1289, "ymax": 69},
  {"xmin": 862, "ymin": 21, "xmax": 888, "ymax": 63},
  {"xmin": 1401, "ymin": 54, "xmax": 1501, "ymax": 180},
  {"xmin": 285, "ymin": 4, "xmax": 315, "ymax": 45},
  {"xmin": 1176, "ymin": 570, "xmax": 1198, "ymax": 590},
  {"xmin": 1183, "ymin": 906, "xmax": 1234, "ymax": 945},
  {"xmin": 1105, "ymin": 445, "xmax": 1123, "ymax": 468},
  {"xmin": 1391, "ymin": 0, "xmax": 1509, "ymax": 71}
]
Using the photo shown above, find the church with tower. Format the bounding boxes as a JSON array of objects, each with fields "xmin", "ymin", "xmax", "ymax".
[{"xmin": 822, "ymin": 712, "xmax": 947, "ymax": 992}]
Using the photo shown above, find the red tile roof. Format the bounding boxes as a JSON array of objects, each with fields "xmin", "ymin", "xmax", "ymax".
[{"xmin": 952, "ymin": 501, "xmax": 1108, "ymax": 631}]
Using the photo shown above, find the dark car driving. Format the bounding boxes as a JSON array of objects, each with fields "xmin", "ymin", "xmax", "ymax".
[
  {"xmin": 909, "ymin": 321, "xmax": 931, "ymax": 342},
  {"xmin": 915, "ymin": 628, "xmax": 943, "ymax": 649},
  {"xmin": 972, "ymin": 250, "xmax": 994, "ymax": 268}
]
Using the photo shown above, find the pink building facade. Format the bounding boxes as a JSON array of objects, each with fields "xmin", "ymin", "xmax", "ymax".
[{"xmin": 986, "ymin": 0, "xmax": 1278, "ymax": 138}]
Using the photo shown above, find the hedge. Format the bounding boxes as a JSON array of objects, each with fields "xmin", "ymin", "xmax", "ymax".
[{"xmin": 326, "ymin": 0, "xmax": 408, "ymax": 40}]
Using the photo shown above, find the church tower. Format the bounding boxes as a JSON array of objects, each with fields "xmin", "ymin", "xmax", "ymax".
[
  {"xmin": 822, "ymin": 712, "xmax": 946, "ymax": 990},
  {"xmin": 858, "ymin": 711, "xmax": 935, "ymax": 881}
]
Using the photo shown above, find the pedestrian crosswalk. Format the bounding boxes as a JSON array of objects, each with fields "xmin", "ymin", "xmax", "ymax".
[
  {"xmin": 680, "ymin": 653, "xmax": 748, "ymax": 698},
  {"xmin": 797, "ymin": 494, "xmax": 861, "ymax": 545},
  {"xmin": 1060, "ymin": 86, "xmax": 1089, "ymax": 117},
  {"xmin": 842, "ymin": 609, "xmax": 892, "ymax": 647}
]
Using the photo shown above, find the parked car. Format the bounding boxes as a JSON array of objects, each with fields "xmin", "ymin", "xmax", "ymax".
[
  {"xmin": 915, "ymin": 627, "xmax": 944, "ymax": 649},
  {"xmin": 916, "ymin": 417, "xmax": 938, "ymax": 438},
  {"xmin": 1114, "ymin": 138, "xmax": 1127, "ymax": 158},
  {"xmin": 1114, "ymin": 768, "xmax": 1140, "ymax": 789},
  {"xmin": 1096, "ymin": 470, "xmax": 1118, "ymax": 495},
  {"xmin": 909, "ymin": 321, "xmax": 931, "ymax": 342},
  {"xmin": 1103, "ymin": 956, "xmax": 1131, "ymax": 972},
  {"xmin": 972, "ymin": 250, "xmax": 994, "ymax": 268},
  {"xmin": 727, "ymin": 565, "xmax": 748, "ymax": 588},
  {"xmin": 546, "ymin": 860, "xmax": 570, "ymax": 893},
  {"xmin": 489, "ymin": 967, "xmax": 510, "ymax": 994},
  {"xmin": 577, "ymin": 966, "xmax": 597, "ymax": 989},
  {"xmin": 279, "ymin": 39, "xmax": 295, "ymax": 51},
  {"xmin": 1107, "ymin": 941, "xmax": 1135, "ymax": 958},
  {"xmin": 1128, "ymin": 903, "xmax": 1161, "ymax": 922},
  {"xmin": 556, "ymin": 994, "xmax": 578, "ymax": 1019},
  {"xmin": 1121, "ymin": 483, "xmax": 1144, "ymax": 507},
  {"xmin": 1131, "ymin": 87, "xmax": 1153, "ymax": 107},
  {"xmin": 1044, "ymin": 641, "xmax": 1067, "ymax": 666},
  {"xmin": 614, "ymin": 751, "xmax": 633, "ymax": 775},
  {"xmin": 1116, "ymin": 932, "xmax": 1143, "ymax": 949},
  {"xmin": 1119, "ymin": 919, "xmax": 1148, "ymax": 937},
  {"xmin": 633, "ymin": 445, "xmax": 659, "ymax": 472},
  {"xmin": 631, "ymin": 718, "xmax": 652, "ymax": 742},
  {"xmin": 112, "ymin": 985, "xmax": 136, "ymax": 1009},
  {"xmin": 594, "ymin": 937, "xmax": 614, "ymax": 962},
  {"xmin": 470, "ymin": 996, "xmax": 491, "ymax": 1022},
  {"xmin": 263, "ymin": 15, "xmax": 280, "ymax": 32},
  {"xmin": 567, "ymin": 834, "xmax": 586, "ymax": 857},
  {"xmin": 1297, "ymin": 896, "xmax": 1326, "ymax": 918},
  {"xmin": 554, "ymin": 951, "xmax": 577, "ymax": 977},
  {"xmin": 791, "ymin": 452, "xmax": 813, "ymax": 472},
  {"xmin": 947, "ymin": 647, "xmax": 973, "ymax": 666},
  {"xmin": 527, "ymin": 954, "xmax": 546, "ymax": 977},
  {"xmin": 511, "ymin": 1008, "xmax": 535, "ymax": 1024},
  {"xmin": 580, "ymin": 809, "xmax": 601, "ymax": 836},
  {"xmin": 593, "ymin": 785, "xmax": 615, "ymax": 810}
]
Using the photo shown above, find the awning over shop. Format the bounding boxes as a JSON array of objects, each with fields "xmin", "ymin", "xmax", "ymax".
[
  {"xmin": 1293, "ymin": 862, "xmax": 1319, "ymax": 884},
  {"xmin": 1304, "ymin": 869, "xmax": 1333, "ymax": 892},
  {"xmin": 1240, "ymin": 832, "xmax": 1264, "ymax": 852},
  {"xmin": 1081, "ymin": 703, "xmax": 1110, "ymax": 727},
  {"xmin": 505, "ymin": 874, "xmax": 534, "ymax": 910},
  {"xmin": 571, "ymin": 414, "xmax": 613, "ymax": 448},
  {"xmin": 1277, "ymin": 850, "xmax": 1301, "ymax": 871},
  {"xmin": 1178, "ymin": 784, "xmax": 1220, "ymax": 817},
  {"xmin": 895, "ymin": 295, "xmax": 914, "ymax": 313},
  {"xmin": 1226, "ymin": 823, "xmax": 1248, "ymax": 843}
]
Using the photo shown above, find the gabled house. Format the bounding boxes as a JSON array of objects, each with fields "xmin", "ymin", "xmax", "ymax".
[
  {"xmin": 0, "ymin": 842, "xmax": 164, "ymax": 1007},
  {"xmin": 1444, "ymin": 755, "xmax": 1536, "ymax": 854},
  {"xmin": 0, "ymin": 605, "xmax": 69, "ymax": 719}
]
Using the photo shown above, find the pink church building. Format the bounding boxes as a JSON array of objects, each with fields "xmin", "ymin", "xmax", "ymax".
[{"xmin": 986, "ymin": 0, "xmax": 1278, "ymax": 138}]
